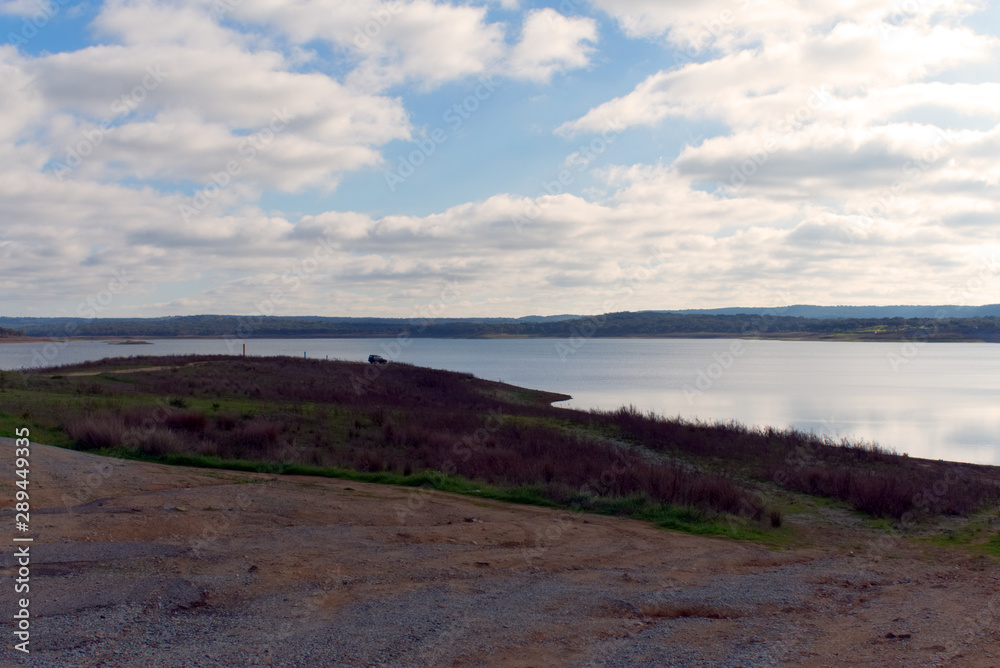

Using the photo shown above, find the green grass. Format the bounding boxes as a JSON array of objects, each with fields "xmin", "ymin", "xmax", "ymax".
[
  {"xmin": 86, "ymin": 445, "xmax": 786, "ymax": 540},
  {"xmin": 95, "ymin": 445, "xmax": 567, "ymax": 507},
  {"xmin": 632, "ymin": 502, "xmax": 789, "ymax": 543},
  {"xmin": 862, "ymin": 517, "xmax": 898, "ymax": 532},
  {"xmin": 981, "ymin": 535, "xmax": 1000, "ymax": 556},
  {"xmin": 918, "ymin": 514, "xmax": 1000, "ymax": 556},
  {"xmin": 0, "ymin": 410, "xmax": 73, "ymax": 447}
]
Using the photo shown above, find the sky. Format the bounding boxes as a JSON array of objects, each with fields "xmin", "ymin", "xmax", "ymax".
[{"xmin": 1, "ymin": 0, "xmax": 999, "ymax": 318}]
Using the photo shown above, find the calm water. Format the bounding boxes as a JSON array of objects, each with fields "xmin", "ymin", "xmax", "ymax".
[{"xmin": 2, "ymin": 337, "xmax": 998, "ymax": 465}]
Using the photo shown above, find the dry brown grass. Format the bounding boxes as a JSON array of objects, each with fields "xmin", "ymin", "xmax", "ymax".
[{"xmin": 638, "ymin": 602, "xmax": 743, "ymax": 620}]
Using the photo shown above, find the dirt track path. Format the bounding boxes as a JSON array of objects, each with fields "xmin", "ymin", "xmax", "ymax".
[
  {"xmin": 54, "ymin": 361, "xmax": 207, "ymax": 377},
  {"xmin": 1, "ymin": 440, "xmax": 998, "ymax": 667}
]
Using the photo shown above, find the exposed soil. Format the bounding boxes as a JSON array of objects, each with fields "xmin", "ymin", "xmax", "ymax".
[
  {"xmin": 2, "ymin": 440, "xmax": 999, "ymax": 667},
  {"xmin": 52, "ymin": 362, "xmax": 208, "ymax": 377}
]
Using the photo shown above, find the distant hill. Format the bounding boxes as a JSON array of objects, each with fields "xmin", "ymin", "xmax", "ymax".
[
  {"xmin": 0, "ymin": 314, "xmax": 583, "ymax": 338},
  {"xmin": 662, "ymin": 305, "xmax": 1000, "ymax": 319},
  {"xmin": 2, "ymin": 310, "xmax": 1000, "ymax": 342}
]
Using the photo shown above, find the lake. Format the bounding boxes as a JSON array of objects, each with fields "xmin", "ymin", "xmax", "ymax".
[{"xmin": 1, "ymin": 337, "xmax": 998, "ymax": 465}]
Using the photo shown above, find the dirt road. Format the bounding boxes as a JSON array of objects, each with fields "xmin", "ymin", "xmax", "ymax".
[{"xmin": 1, "ymin": 439, "xmax": 998, "ymax": 667}]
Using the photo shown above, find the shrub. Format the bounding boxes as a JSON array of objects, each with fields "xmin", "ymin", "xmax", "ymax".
[
  {"xmin": 165, "ymin": 411, "xmax": 208, "ymax": 432},
  {"xmin": 214, "ymin": 411, "xmax": 239, "ymax": 431},
  {"xmin": 219, "ymin": 418, "xmax": 282, "ymax": 459},
  {"xmin": 353, "ymin": 448, "xmax": 387, "ymax": 472},
  {"xmin": 66, "ymin": 414, "xmax": 126, "ymax": 450},
  {"xmin": 134, "ymin": 429, "xmax": 188, "ymax": 456},
  {"xmin": 121, "ymin": 406, "xmax": 157, "ymax": 428},
  {"xmin": 595, "ymin": 406, "xmax": 1000, "ymax": 520}
]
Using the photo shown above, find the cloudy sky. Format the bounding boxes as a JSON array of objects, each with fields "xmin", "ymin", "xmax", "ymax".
[{"xmin": 1, "ymin": 0, "xmax": 999, "ymax": 318}]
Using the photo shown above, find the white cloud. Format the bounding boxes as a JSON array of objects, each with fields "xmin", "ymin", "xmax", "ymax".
[
  {"xmin": 0, "ymin": 0, "xmax": 53, "ymax": 17},
  {"xmin": 204, "ymin": 0, "xmax": 594, "ymax": 90},
  {"xmin": 508, "ymin": 9, "xmax": 597, "ymax": 82},
  {"xmin": 224, "ymin": 0, "xmax": 507, "ymax": 91},
  {"xmin": 588, "ymin": 0, "xmax": 979, "ymax": 53},
  {"xmin": 0, "ymin": 0, "xmax": 603, "ymax": 209},
  {"xmin": 93, "ymin": 0, "xmax": 243, "ymax": 47},
  {"xmin": 2, "ymin": 145, "xmax": 996, "ymax": 317},
  {"xmin": 3, "ymin": 0, "xmax": 1000, "ymax": 318},
  {"xmin": 0, "ymin": 46, "xmax": 44, "ymax": 147},
  {"xmin": 559, "ymin": 18, "xmax": 995, "ymax": 136},
  {"xmin": 12, "ymin": 4, "xmax": 412, "ymax": 191},
  {"xmin": 547, "ymin": 0, "xmax": 1000, "ymax": 310}
]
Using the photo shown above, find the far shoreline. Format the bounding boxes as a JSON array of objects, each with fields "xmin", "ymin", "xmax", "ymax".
[{"xmin": 0, "ymin": 333, "xmax": 992, "ymax": 344}]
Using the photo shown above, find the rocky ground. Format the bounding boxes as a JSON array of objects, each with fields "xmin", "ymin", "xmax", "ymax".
[{"xmin": 1, "ymin": 439, "xmax": 999, "ymax": 667}]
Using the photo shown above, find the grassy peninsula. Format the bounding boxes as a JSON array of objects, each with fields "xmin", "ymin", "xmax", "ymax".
[{"xmin": 2, "ymin": 355, "xmax": 999, "ymax": 546}]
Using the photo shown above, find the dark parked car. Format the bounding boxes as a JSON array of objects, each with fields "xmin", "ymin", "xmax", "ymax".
[{"xmin": 368, "ymin": 354, "xmax": 388, "ymax": 364}]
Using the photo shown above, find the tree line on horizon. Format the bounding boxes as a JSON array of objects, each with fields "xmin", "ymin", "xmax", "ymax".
[{"xmin": 2, "ymin": 312, "xmax": 999, "ymax": 341}]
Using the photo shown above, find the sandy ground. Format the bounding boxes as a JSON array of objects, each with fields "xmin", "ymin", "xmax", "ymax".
[{"xmin": 1, "ymin": 439, "xmax": 999, "ymax": 667}]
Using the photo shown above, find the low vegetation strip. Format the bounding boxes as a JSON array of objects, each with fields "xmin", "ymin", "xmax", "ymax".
[
  {"xmin": 599, "ymin": 406, "xmax": 1000, "ymax": 520},
  {"xmin": 2, "ymin": 356, "xmax": 998, "ymax": 539}
]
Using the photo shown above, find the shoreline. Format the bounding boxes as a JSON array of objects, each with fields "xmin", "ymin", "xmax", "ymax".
[{"xmin": 0, "ymin": 334, "xmax": 991, "ymax": 344}]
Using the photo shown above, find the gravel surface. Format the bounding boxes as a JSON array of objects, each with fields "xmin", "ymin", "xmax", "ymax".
[{"xmin": 1, "ymin": 440, "xmax": 999, "ymax": 667}]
